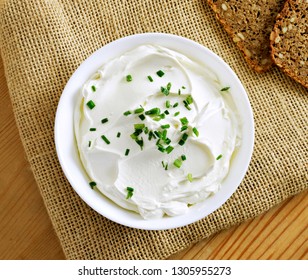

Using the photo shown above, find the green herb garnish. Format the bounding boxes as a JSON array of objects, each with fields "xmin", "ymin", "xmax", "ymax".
[
  {"xmin": 156, "ymin": 70, "xmax": 165, "ymax": 77},
  {"xmin": 123, "ymin": 110, "xmax": 132, "ymax": 116},
  {"xmin": 117, "ymin": 132, "xmax": 121, "ymax": 138},
  {"xmin": 173, "ymin": 159, "xmax": 182, "ymax": 168},
  {"xmin": 221, "ymin": 86, "xmax": 230, "ymax": 92},
  {"xmin": 89, "ymin": 181, "xmax": 96, "ymax": 189},
  {"xmin": 192, "ymin": 127, "xmax": 199, "ymax": 137},
  {"xmin": 101, "ymin": 135, "xmax": 110, "ymax": 144},
  {"xmin": 134, "ymin": 107, "xmax": 144, "ymax": 114},
  {"xmin": 91, "ymin": 85, "xmax": 96, "ymax": 92},
  {"xmin": 181, "ymin": 154, "xmax": 186, "ymax": 161},
  {"xmin": 139, "ymin": 114, "xmax": 145, "ymax": 121},
  {"xmin": 125, "ymin": 149, "xmax": 130, "ymax": 156},
  {"xmin": 187, "ymin": 173, "xmax": 193, "ymax": 182},
  {"xmin": 180, "ymin": 117, "xmax": 189, "ymax": 125},
  {"xmin": 126, "ymin": 74, "xmax": 132, "ymax": 82},
  {"xmin": 174, "ymin": 111, "xmax": 180, "ymax": 117},
  {"xmin": 147, "ymin": 75, "xmax": 153, "ymax": 82},
  {"xmin": 165, "ymin": 145, "xmax": 174, "ymax": 154},
  {"xmin": 86, "ymin": 100, "xmax": 95, "ymax": 109},
  {"xmin": 216, "ymin": 154, "xmax": 223, "ymax": 160},
  {"xmin": 89, "ymin": 128, "xmax": 96, "ymax": 131},
  {"xmin": 101, "ymin": 118, "xmax": 108, "ymax": 124},
  {"xmin": 126, "ymin": 187, "xmax": 134, "ymax": 199},
  {"xmin": 161, "ymin": 124, "xmax": 170, "ymax": 129},
  {"xmin": 145, "ymin": 107, "xmax": 161, "ymax": 116}
]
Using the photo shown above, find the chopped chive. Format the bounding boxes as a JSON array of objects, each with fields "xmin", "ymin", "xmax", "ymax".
[
  {"xmin": 144, "ymin": 127, "xmax": 149, "ymax": 134},
  {"xmin": 221, "ymin": 86, "xmax": 230, "ymax": 92},
  {"xmin": 165, "ymin": 163, "xmax": 169, "ymax": 170},
  {"xmin": 88, "ymin": 141, "xmax": 91, "ymax": 147},
  {"xmin": 89, "ymin": 181, "xmax": 96, "ymax": 189},
  {"xmin": 123, "ymin": 110, "xmax": 132, "ymax": 116},
  {"xmin": 134, "ymin": 107, "xmax": 144, "ymax": 114},
  {"xmin": 153, "ymin": 116, "xmax": 162, "ymax": 121},
  {"xmin": 179, "ymin": 133, "xmax": 189, "ymax": 146},
  {"xmin": 166, "ymin": 100, "xmax": 171, "ymax": 108},
  {"xmin": 126, "ymin": 187, "xmax": 134, "ymax": 199},
  {"xmin": 145, "ymin": 107, "xmax": 161, "ymax": 115},
  {"xmin": 157, "ymin": 146, "xmax": 165, "ymax": 153},
  {"xmin": 186, "ymin": 95, "xmax": 193, "ymax": 105},
  {"xmin": 180, "ymin": 117, "xmax": 189, "ymax": 125},
  {"xmin": 154, "ymin": 130, "xmax": 162, "ymax": 139},
  {"xmin": 174, "ymin": 111, "xmax": 180, "ymax": 117},
  {"xmin": 136, "ymin": 138, "xmax": 144, "ymax": 150},
  {"xmin": 187, "ymin": 173, "xmax": 193, "ymax": 182},
  {"xmin": 161, "ymin": 86, "xmax": 169, "ymax": 96},
  {"xmin": 167, "ymin": 82, "xmax": 172, "ymax": 90},
  {"xmin": 159, "ymin": 113, "xmax": 166, "ymax": 119},
  {"xmin": 126, "ymin": 74, "xmax": 132, "ymax": 82},
  {"xmin": 117, "ymin": 132, "xmax": 121, "ymax": 138},
  {"xmin": 134, "ymin": 123, "xmax": 145, "ymax": 130},
  {"xmin": 173, "ymin": 159, "xmax": 182, "ymax": 168},
  {"xmin": 91, "ymin": 85, "xmax": 96, "ymax": 92},
  {"xmin": 125, "ymin": 149, "xmax": 130, "ymax": 156},
  {"xmin": 138, "ymin": 114, "xmax": 145, "ymax": 121},
  {"xmin": 101, "ymin": 135, "xmax": 110, "ymax": 144},
  {"xmin": 216, "ymin": 154, "xmax": 223, "ymax": 160},
  {"xmin": 86, "ymin": 100, "xmax": 95, "ymax": 109},
  {"xmin": 148, "ymin": 131, "xmax": 154, "ymax": 141},
  {"xmin": 162, "ymin": 161, "xmax": 165, "ymax": 168},
  {"xmin": 192, "ymin": 127, "xmax": 199, "ymax": 137},
  {"xmin": 101, "ymin": 118, "xmax": 108, "ymax": 124},
  {"xmin": 156, "ymin": 70, "xmax": 165, "ymax": 77},
  {"xmin": 181, "ymin": 125, "xmax": 188, "ymax": 132},
  {"xmin": 162, "ymin": 130, "xmax": 167, "ymax": 140},
  {"xmin": 181, "ymin": 154, "xmax": 186, "ymax": 161},
  {"xmin": 178, "ymin": 89, "xmax": 181, "ymax": 95},
  {"xmin": 182, "ymin": 133, "xmax": 188, "ymax": 141},
  {"xmin": 161, "ymin": 124, "xmax": 170, "ymax": 129},
  {"xmin": 182, "ymin": 86, "xmax": 186, "ymax": 89},
  {"xmin": 173, "ymin": 102, "xmax": 179, "ymax": 108},
  {"xmin": 147, "ymin": 75, "xmax": 153, "ymax": 82},
  {"xmin": 164, "ymin": 138, "xmax": 171, "ymax": 145},
  {"xmin": 183, "ymin": 100, "xmax": 191, "ymax": 110},
  {"xmin": 89, "ymin": 128, "xmax": 96, "ymax": 131},
  {"xmin": 165, "ymin": 145, "xmax": 174, "ymax": 154},
  {"xmin": 164, "ymin": 110, "xmax": 170, "ymax": 115}
]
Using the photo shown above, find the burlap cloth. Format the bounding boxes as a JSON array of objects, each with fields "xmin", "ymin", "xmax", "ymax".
[{"xmin": 0, "ymin": 0, "xmax": 307, "ymax": 260}]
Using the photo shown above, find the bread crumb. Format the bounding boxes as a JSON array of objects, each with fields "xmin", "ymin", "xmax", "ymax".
[
  {"xmin": 300, "ymin": 61, "xmax": 305, "ymax": 66},
  {"xmin": 288, "ymin": 24, "xmax": 293, "ymax": 30},
  {"xmin": 221, "ymin": 3, "xmax": 228, "ymax": 11},
  {"xmin": 282, "ymin": 26, "xmax": 288, "ymax": 33},
  {"xmin": 275, "ymin": 36, "xmax": 281, "ymax": 43},
  {"xmin": 244, "ymin": 48, "xmax": 252, "ymax": 57},
  {"xmin": 237, "ymin": 32, "xmax": 245, "ymax": 40},
  {"xmin": 278, "ymin": 53, "xmax": 284, "ymax": 59}
]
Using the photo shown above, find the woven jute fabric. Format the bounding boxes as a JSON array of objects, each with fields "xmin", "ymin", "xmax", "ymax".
[{"xmin": 0, "ymin": 0, "xmax": 307, "ymax": 260}]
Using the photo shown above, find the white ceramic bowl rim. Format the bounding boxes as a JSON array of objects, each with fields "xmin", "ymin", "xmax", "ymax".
[{"xmin": 55, "ymin": 33, "xmax": 254, "ymax": 230}]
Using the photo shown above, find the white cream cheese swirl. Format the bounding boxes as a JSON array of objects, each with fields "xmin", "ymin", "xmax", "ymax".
[{"xmin": 74, "ymin": 45, "xmax": 241, "ymax": 219}]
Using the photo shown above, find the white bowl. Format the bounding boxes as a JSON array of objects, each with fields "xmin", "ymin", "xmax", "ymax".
[{"xmin": 55, "ymin": 33, "xmax": 254, "ymax": 230}]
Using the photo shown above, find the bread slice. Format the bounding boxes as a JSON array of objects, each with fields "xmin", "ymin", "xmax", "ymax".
[
  {"xmin": 206, "ymin": 0, "xmax": 285, "ymax": 73},
  {"xmin": 270, "ymin": 0, "xmax": 308, "ymax": 88}
]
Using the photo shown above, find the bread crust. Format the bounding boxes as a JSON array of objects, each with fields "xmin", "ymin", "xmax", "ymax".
[
  {"xmin": 206, "ymin": 0, "xmax": 285, "ymax": 73},
  {"xmin": 270, "ymin": 0, "xmax": 308, "ymax": 88}
]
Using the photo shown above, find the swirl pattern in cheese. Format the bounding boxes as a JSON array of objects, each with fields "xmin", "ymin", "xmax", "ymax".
[{"xmin": 74, "ymin": 45, "xmax": 241, "ymax": 219}]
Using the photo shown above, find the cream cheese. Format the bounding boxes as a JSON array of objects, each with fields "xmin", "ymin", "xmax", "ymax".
[{"xmin": 74, "ymin": 45, "xmax": 241, "ymax": 219}]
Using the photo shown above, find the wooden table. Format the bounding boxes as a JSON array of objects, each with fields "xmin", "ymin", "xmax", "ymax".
[{"xmin": 0, "ymin": 52, "xmax": 307, "ymax": 260}]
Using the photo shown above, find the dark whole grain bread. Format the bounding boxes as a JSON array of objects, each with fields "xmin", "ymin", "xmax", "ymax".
[
  {"xmin": 270, "ymin": 0, "xmax": 308, "ymax": 88},
  {"xmin": 206, "ymin": 0, "xmax": 286, "ymax": 73}
]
